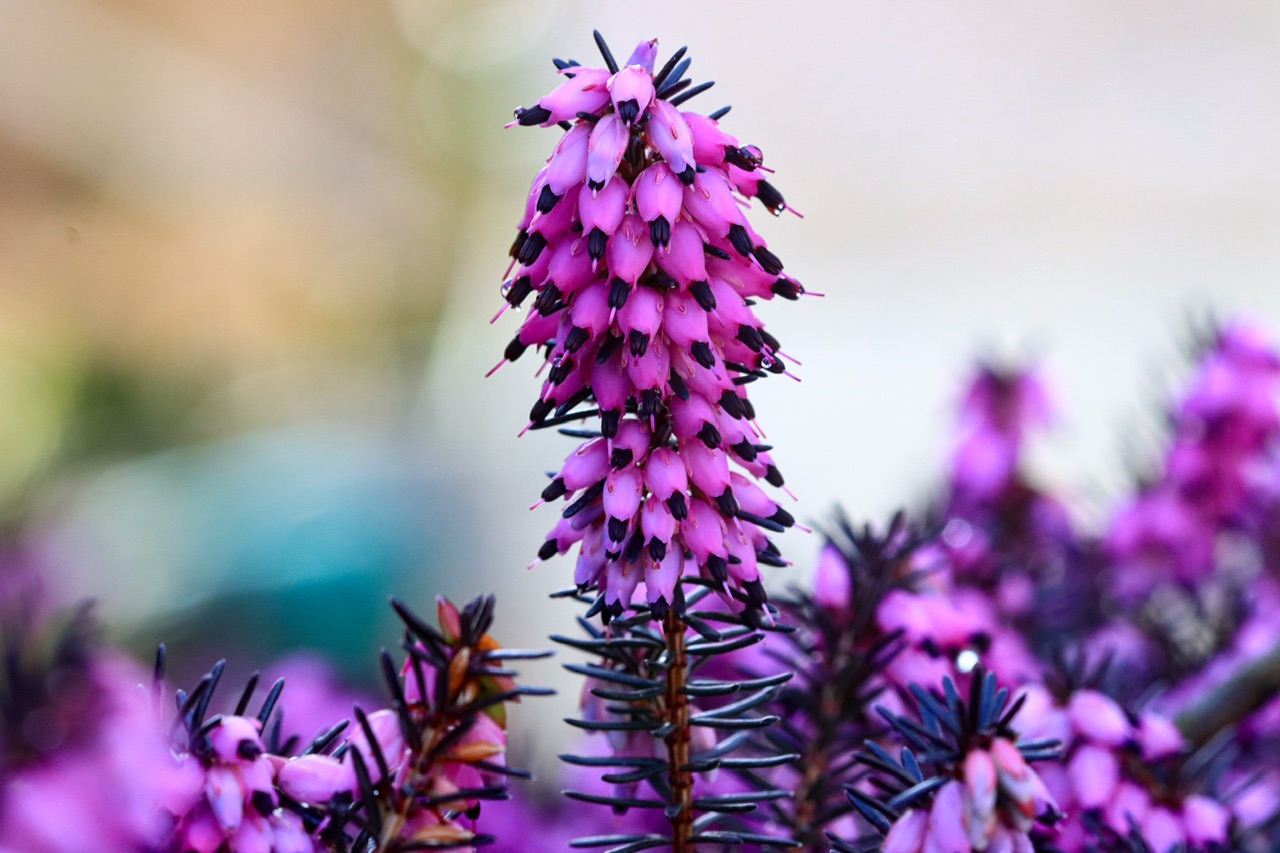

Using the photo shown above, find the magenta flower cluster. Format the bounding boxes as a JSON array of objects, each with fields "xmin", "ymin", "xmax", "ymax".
[
  {"xmin": 0, "ymin": 596, "xmax": 537, "ymax": 853},
  {"xmin": 497, "ymin": 34, "xmax": 805, "ymax": 620}
]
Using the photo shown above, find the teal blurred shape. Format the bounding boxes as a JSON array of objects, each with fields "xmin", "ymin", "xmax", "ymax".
[{"xmin": 46, "ymin": 422, "xmax": 461, "ymax": 682}]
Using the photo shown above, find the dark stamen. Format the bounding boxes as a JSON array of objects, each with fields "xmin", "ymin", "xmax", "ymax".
[{"xmin": 690, "ymin": 280, "xmax": 716, "ymax": 311}]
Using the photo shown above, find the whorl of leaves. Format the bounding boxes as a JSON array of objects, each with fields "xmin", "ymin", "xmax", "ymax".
[
  {"xmin": 552, "ymin": 580, "xmax": 799, "ymax": 852},
  {"xmin": 732, "ymin": 510, "xmax": 923, "ymax": 851},
  {"xmin": 168, "ymin": 595, "xmax": 552, "ymax": 852},
  {"xmin": 835, "ymin": 669, "xmax": 1061, "ymax": 853}
]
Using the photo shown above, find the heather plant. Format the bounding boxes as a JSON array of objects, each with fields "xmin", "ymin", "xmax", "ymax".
[{"xmin": 494, "ymin": 31, "xmax": 809, "ymax": 851}]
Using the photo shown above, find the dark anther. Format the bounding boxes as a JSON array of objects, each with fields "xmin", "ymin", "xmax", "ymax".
[
  {"xmin": 587, "ymin": 227, "xmax": 608, "ymax": 260},
  {"xmin": 251, "ymin": 790, "xmax": 275, "ymax": 816},
  {"xmin": 667, "ymin": 492, "xmax": 688, "ymax": 520},
  {"xmin": 723, "ymin": 146, "xmax": 762, "ymax": 171},
  {"xmin": 727, "ymin": 224, "xmax": 753, "ymax": 257},
  {"xmin": 703, "ymin": 243, "xmax": 731, "ymax": 260},
  {"xmin": 517, "ymin": 231, "xmax": 548, "ymax": 266},
  {"xmin": 753, "ymin": 245, "xmax": 783, "ymax": 274},
  {"xmin": 650, "ymin": 596, "xmax": 670, "ymax": 621},
  {"xmin": 509, "ymin": 229, "xmax": 528, "ymax": 259},
  {"xmin": 609, "ymin": 278, "xmax": 631, "ymax": 310},
  {"xmin": 505, "ymin": 276, "xmax": 533, "ymax": 307},
  {"xmin": 565, "ymin": 326, "xmax": 589, "ymax": 353},
  {"xmin": 648, "ymin": 269, "xmax": 677, "ymax": 291},
  {"xmin": 737, "ymin": 324, "xmax": 764, "ymax": 352},
  {"xmin": 669, "ymin": 370, "xmax": 690, "ymax": 401},
  {"xmin": 534, "ymin": 283, "xmax": 563, "ymax": 316},
  {"xmin": 676, "ymin": 165, "xmax": 697, "ymax": 186},
  {"xmin": 741, "ymin": 397, "xmax": 757, "ymax": 419},
  {"xmin": 611, "ymin": 447, "xmax": 634, "ymax": 469},
  {"xmin": 588, "ymin": 178, "xmax": 605, "ymax": 193},
  {"xmin": 763, "ymin": 355, "xmax": 785, "ymax": 374},
  {"xmin": 541, "ymin": 478, "xmax": 568, "ymax": 502},
  {"xmin": 558, "ymin": 120, "xmax": 572, "ymax": 131},
  {"xmin": 690, "ymin": 280, "xmax": 716, "ymax": 311},
  {"xmin": 504, "ymin": 337, "xmax": 529, "ymax": 363},
  {"xmin": 617, "ymin": 100, "xmax": 640, "ymax": 124},
  {"xmin": 756, "ymin": 179, "xmax": 786, "ymax": 215},
  {"xmin": 639, "ymin": 388, "xmax": 662, "ymax": 419},
  {"xmin": 765, "ymin": 464, "xmax": 785, "ymax": 488},
  {"xmin": 237, "ymin": 739, "xmax": 263, "ymax": 761},
  {"xmin": 538, "ymin": 539, "xmax": 559, "ymax": 561},
  {"xmin": 595, "ymin": 333, "xmax": 621, "ymax": 364},
  {"xmin": 576, "ymin": 111, "xmax": 600, "ymax": 123},
  {"xmin": 625, "ymin": 529, "xmax": 644, "ymax": 563},
  {"xmin": 761, "ymin": 329, "xmax": 781, "ymax": 351},
  {"xmin": 715, "ymin": 488, "xmax": 739, "ymax": 518},
  {"xmin": 650, "ymin": 217, "xmax": 671, "ymax": 247},
  {"xmin": 706, "ymin": 554, "xmax": 728, "ymax": 584},
  {"xmin": 601, "ymin": 410, "xmax": 620, "ymax": 438},
  {"xmin": 513, "ymin": 105, "xmax": 552, "ymax": 127},
  {"xmin": 743, "ymin": 579, "xmax": 768, "ymax": 609},
  {"xmin": 690, "ymin": 341, "xmax": 715, "ymax": 369},
  {"xmin": 648, "ymin": 538, "xmax": 667, "ymax": 562},
  {"xmin": 548, "ymin": 356, "xmax": 575, "ymax": 386},
  {"xmin": 697, "ymin": 422, "xmax": 721, "ymax": 448},
  {"xmin": 529, "ymin": 398, "xmax": 554, "ymax": 424},
  {"xmin": 771, "ymin": 507, "xmax": 795, "ymax": 528},
  {"xmin": 537, "ymin": 185, "xmax": 561, "ymax": 214},
  {"xmin": 593, "ymin": 30, "xmax": 619, "ymax": 74},
  {"xmin": 719, "ymin": 390, "xmax": 745, "ymax": 419},
  {"xmin": 771, "ymin": 278, "xmax": 803, "ymax": 300},
  {"xmin": 654, "ymin": 418, "xmax": 674, "ymax": 447},
  {"xmin": 629, "ymin": 330, "xmax": 650, "ymax": 357},
  {"xmin": 731, "ymin": 439, "xmax": 757, "ymax": 462},
  {"xmin": 607, "ymin": 516, "xmax": 628, "ymax": 543}
]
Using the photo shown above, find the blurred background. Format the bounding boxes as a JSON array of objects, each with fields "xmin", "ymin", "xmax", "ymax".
[{"xmin": 3, "ymin": 0, "xmax": 1280, "ymax": 773}]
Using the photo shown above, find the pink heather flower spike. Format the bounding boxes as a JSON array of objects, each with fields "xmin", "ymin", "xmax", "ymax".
[{"xmin": 499, "ymin": 35, "xmax": 807, "ymax": 625}]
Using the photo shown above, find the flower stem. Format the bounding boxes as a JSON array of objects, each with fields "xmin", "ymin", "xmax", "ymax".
[
  {"xmin": 1175, "ymin": 637, "xmax": 1280, "ymax": 747},
  {"xmin": 664, "ymin": 607, "xmax": 694, "ymax": 852}
]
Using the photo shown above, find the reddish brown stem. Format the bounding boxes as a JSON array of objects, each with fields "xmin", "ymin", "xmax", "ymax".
[{"xmin": 664, "ymin": 608, "xmax": 694, "ymax": 853}]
